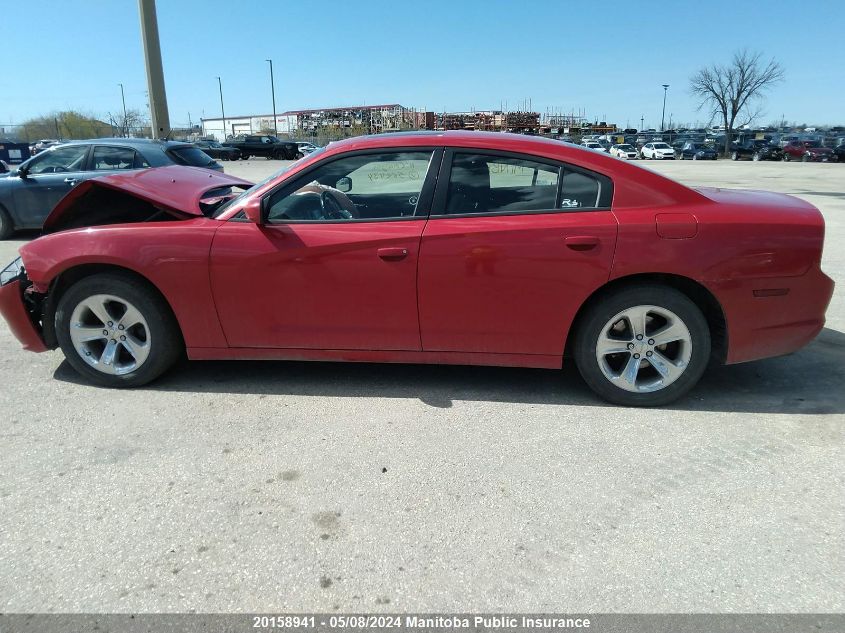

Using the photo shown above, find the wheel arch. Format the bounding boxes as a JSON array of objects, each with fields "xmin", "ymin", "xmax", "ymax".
[
  {"xmin": 41, "ymin": 263, "xmax": 184, "ymax": 349},
  {"xmin": 566, "ymin": 272, "xmax": 728, "ymax": 365}
]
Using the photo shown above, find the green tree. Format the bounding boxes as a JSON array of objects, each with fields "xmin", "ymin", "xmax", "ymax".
[{"xmin": 18, "ymin": 111, "xmax": 114, "ymax": 142}]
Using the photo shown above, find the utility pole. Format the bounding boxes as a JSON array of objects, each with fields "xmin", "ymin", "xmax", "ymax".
[
  {"xmin": 217, "ymin": 77, "xmax": 226, "ymax": 140},
  {"xmin": 640, "ymin": 115, "xmax": 644, "ymax": 131},
  {"xmin": 660, "ymin": 84, "xmax": 669, "ymax": 132},
  {"xmin": 118, "ymin": 83, "xmax": 128, "ymax": 137},
  {"xmin": 266, "ymin": 59, "xmax": 277, "ymax": 135},
  {"xmin": 138, "ymin": 0, "xmax": 170, "ymax": 138}
]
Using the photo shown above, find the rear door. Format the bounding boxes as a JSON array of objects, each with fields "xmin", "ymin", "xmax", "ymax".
[{"xmin": 417, "ymin": 150, "xmax": 618, "ymax": 357}]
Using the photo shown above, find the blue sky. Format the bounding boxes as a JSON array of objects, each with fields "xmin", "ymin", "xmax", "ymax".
[{"xmin": 2, "ymin": 0, "xmax": 843, "ymax": 129}]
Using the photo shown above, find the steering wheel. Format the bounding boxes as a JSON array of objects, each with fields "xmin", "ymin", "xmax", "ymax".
[{"xmin": 320, "ymin": 190, "xmax": 359, "ymax": 220}]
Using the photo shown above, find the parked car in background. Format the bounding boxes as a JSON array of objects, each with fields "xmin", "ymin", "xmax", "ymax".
[
  {"xmin": 730, "ymin": 140, "xmax": 782, "ymax": 161},
  {"xmin": 0, "ymin": 131, "xmax": 834, "ymax": 407},
  {"xmin": 581, "ymin": 141, "xmax": 607, "ymax": 152},
  {"xmin": 609, "ymin": 144, "xmax": 638, "ymax": 159},
  {"xmin": 193, "ymin": 140, "xmax": 241, "ymax": 161},
  {"xmin": 30, "ymin": 139, "xmax": 61, "ymax": 156},
  {"xmin": 0, "ymin": 138, "xmax": 221, "ymax": 238},
  {"xmin": 295, "ymin": 141, "xmax": 320, "ymax": 157},
  {"xmin": 640, "ymin": 142, "xmax": 675, "ymax": 159},
  {"xmin": 223, "ymin": 135, "xmax": 298, "ymax": 160},
  {"xmin": 782, "ymin": 140, "xmax": 835, "ymax": 162},
  {"xmin": 831, "ymin": 145, "xmax": 845, "ymax": 163},
  {"xmin": 677, "ymin": 142, "xmax": 718, "ymax": 160},
  {"xmin": 0, "ymin": 160, "xmax": 8, "ymax": 174}
]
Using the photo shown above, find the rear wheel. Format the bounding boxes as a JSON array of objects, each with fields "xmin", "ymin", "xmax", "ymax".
[
  {"xmin": 573, "ymin": 285, "xmax": 711, "ymax": 407},
  {"xmin": 55, "ymin": 273, "xmax": 182, "ymax": 388},
  {"xmin": 0, "ymin": 206, "xmax": 13, "ymax": 240}
]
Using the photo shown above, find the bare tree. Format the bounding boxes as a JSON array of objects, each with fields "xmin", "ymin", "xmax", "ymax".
[
  {"xmin": 109, "ymin": 108, "xmax": 149, "ymax": 138},
  {"xmin": 690, "ymin": 50, "xmax": 784, "ymax": 155}
]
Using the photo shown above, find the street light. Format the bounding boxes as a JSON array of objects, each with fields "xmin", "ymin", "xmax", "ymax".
[
  {"xmin": 118, "ymin": 83, "xmax": 128, "ymax": 137},
  {"xmin": 266, "ymin": 59, "xmax": 277, "ymax": 136},
  {"xmin": 217, "ymin": 76, "xmax": 226, "ymax": 141},
  {"xmin": 661, "ymin": 84, "xmax": 669, "ymax": 132}
]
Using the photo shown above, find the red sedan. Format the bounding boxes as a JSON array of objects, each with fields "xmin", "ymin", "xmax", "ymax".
[{"xmin": 0, "ymin": 132, "xmax": 834, "ymax": 406}]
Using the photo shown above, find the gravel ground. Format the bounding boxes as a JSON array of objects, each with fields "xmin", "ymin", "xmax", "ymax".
[{"xmin": 0, "ymin": 157, "xmax": 842, "ymax": 613}]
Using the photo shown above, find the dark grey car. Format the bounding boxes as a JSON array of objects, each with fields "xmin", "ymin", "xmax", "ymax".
[{"xmin": 0, "ymin": 138, "xmax": 222, "ymax": 238}]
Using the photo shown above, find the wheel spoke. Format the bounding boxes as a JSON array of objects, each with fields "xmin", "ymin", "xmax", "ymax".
[
  {"xmin": 70, "ymin": 325, "xmax": 107, "ymax": 344},
  {"xmin": 651, "ymin": 320, "xmax": 688, "ymax": 347},
  {"xmin": 617, "ymin": 355, "xmax": 642, "ymax": 390},
  {"xmin": 121, "ymin": 334, "xmax": 150, "ymax": 366},
  {"xmin": 624, "ymin": 306, "xmax": 649, "ymax": 339},
  {"xmin": 98, "ymin": 341, "xmax": 118, "ymax": 374},
  {"xmin": 117, "ymin": 304, "xmax": 145, "ymax": 330},
  {"xmin": 649, "ymin": 350, "xmax": 685, "ymax": 382},
  {"xmin": 596, "ymin": 335, "xmax": 631, "ymax": 357},
  {"xmin": 85, "ymin": 297, "xmax": 113, "ymax": 326}
]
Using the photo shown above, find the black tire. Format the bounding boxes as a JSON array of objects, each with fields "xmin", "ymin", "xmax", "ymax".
[
  {"xmin": 55, "ymin": 273, "xmax": 182, "ymax": 388},
  {"xmin": 573, "ymin": 284, "xmax": 711, "ymax": 407},
  {"xmin": 731, "ymin": 151, "xmax": 739, "ymax": 161},
  {"xmin": 0, "ymin": 205, "xmax": 13, "ymax": 240}
]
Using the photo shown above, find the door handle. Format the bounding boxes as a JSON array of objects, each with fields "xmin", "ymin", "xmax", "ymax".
[
  {"xmin": 64, "ymin": 178, "xmax": 78, "ymax": 185},
  {"xmin": 377, "ymin": 247, "xmax": 409, "ymax": 261},
  {"xmin": 565, "ymin": 235, "xmax": 599, "ymax": 251}
]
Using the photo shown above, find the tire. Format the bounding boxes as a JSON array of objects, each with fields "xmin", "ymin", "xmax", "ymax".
[
  {"xmin": 55, "ymin": 273, "xmax": 182, "ymax": 388},
  {"xmin": 752, "ymin": 152, "xmax": 761, "ymax": 162},
  {"xmin": 573, "ymin": 284, "xmax": 711, "ymax": 407},
  {"xmin": 678, "ymin": 153, "xmax": 684, "ymax": 160},
  {"xmin": 0, "ymin": 205, "xmax": 13, "ymax": 240},
  {"xmin": 802, "ymin": 154, "xmax": 810, "ymax": 163},
  {"xmin": 731, "ymin": 151, "xmax": 739, "ymax": 161},
  {"xmin": 692, "ymin": 154, "xmax": 698, "ymax": 160},
  {"xmin": 782, "ymin": 154, "xmax": 790, "ymax": 162}
]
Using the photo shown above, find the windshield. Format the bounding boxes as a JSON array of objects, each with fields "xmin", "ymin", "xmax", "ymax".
[
  {"xmin": 618, "ymin": 144, "xmax": 635, "ymax": 151},
  {"xmin": 211, "ymin": 147, "xmax": 326, "ymax": 218},
  {"xmin": 652, "ymin": 143, "xmax": 671, "ymax": 149},
  {"xmin": 803, "ymin": 141, "xmax": 821, "ymax": 148}
]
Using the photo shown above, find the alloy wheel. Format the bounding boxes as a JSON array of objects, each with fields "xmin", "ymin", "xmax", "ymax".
[
  {"xmin": 594, "ymin": 304, "xmax": 692, "ymax": 393},
  {"xmin": 69, "ymin": 294, "xmax": 151, "ymax": 375}
]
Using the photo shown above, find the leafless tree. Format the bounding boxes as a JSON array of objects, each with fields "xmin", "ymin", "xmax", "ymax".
[
  {"xmin": 109, "ymin": 108, "xmax": 149, "ymax": 138},
  {"xmin": 690, "ymin": 50, "xmax": 784, "ymax": 155}
]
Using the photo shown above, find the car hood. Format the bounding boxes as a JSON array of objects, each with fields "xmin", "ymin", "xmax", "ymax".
[{"xmin": 43, "ymin": 165, "xmax": 253, "ymax": 231}]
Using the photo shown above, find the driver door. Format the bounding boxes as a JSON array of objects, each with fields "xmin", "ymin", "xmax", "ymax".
[
  {"xmin": 12, "ymin": 144, "xmax": 91, "ymax": 228},
  {"xmin": 209, "ymin": 149, "xmax": 441, "ymax": 351}
]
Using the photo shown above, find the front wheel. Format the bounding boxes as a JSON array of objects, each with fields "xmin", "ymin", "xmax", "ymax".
[
  {"xmin": 55, "ymin": 273, "xmax": 182, "ymax": 388},
  {"xmin": 573, "ymin": 285, "xmax": 711, "ymax": 407}
]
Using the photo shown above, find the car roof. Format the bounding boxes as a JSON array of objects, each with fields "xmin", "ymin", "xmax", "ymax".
[{"xmin": 52, "ymin": 138, "xmax": 194, "ymax": 149}]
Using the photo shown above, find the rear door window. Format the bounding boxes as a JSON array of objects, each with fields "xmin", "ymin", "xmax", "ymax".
[{"xmin": 92, "ymin": 146, "xmax": 149, "ymax": 170}]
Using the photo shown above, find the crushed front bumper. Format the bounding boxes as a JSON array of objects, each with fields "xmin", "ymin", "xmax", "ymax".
[{"xmin": 0, "ymin": 279, "xmax": 48, "ymax": 352}]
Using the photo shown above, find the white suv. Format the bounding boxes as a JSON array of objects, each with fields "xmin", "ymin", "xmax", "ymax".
[{"xmin": 640, "ymin": 142, "xmax": 676, "ymax": 160}]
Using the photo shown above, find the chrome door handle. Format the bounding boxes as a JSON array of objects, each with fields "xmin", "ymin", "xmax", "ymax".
[{"xmin": 64, "ymin": 178, "xmax": 78, "ymax": 185}]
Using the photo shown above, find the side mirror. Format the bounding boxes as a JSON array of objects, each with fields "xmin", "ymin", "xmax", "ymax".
[
  {"xmin": 243, "ymin": 198, "xmax": 263, "ymax": 225},
  {"xmin": 336, "ymin": 176, "xmax": 352, "ymax": 193},
  {"xmin": 17, "ymin": 164, "xmax": 29, "ymax": 178}
]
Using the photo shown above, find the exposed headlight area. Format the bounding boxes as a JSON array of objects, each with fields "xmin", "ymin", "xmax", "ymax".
[{"xmin": 1, "ymin": 257, "xmax": 24, "ymax": 286}]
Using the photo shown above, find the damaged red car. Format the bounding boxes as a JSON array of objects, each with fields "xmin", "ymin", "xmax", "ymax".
[{"xmin": 0, "ymin": 131, "xmax": 834, "ymax": 406}]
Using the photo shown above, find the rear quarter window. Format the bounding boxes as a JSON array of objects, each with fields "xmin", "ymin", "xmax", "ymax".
[{"xmin": 168, "ymin": 147, "xmax": 214, "ymax": 167}]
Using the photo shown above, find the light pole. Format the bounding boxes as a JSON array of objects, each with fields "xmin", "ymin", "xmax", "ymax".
[
  {"xmin": 138, "ymin": 0, "xmax": 170, "ymax": 138},
  {"xmin": 640, "ymin": 115, "xmax": 644, "ymax": 131},
  {"xmin": 660, "ymin": 84, "xmax": 669, "ymax": 131},
  {"xmin": 217, "ymin": 76, "xmax": 226, "ymax": 141},
  {"xmin": 118, "ymin": 83, "xmax": 128, "ymax": 137},
  {"xmin": 266, "ymin": 59, "xmax": 277, "ymax": 136}
]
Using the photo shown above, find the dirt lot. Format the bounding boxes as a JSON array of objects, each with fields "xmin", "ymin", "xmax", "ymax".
[{"xmin": 0, "ymin": 158, "xmax": 842, "ymax": 612}]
